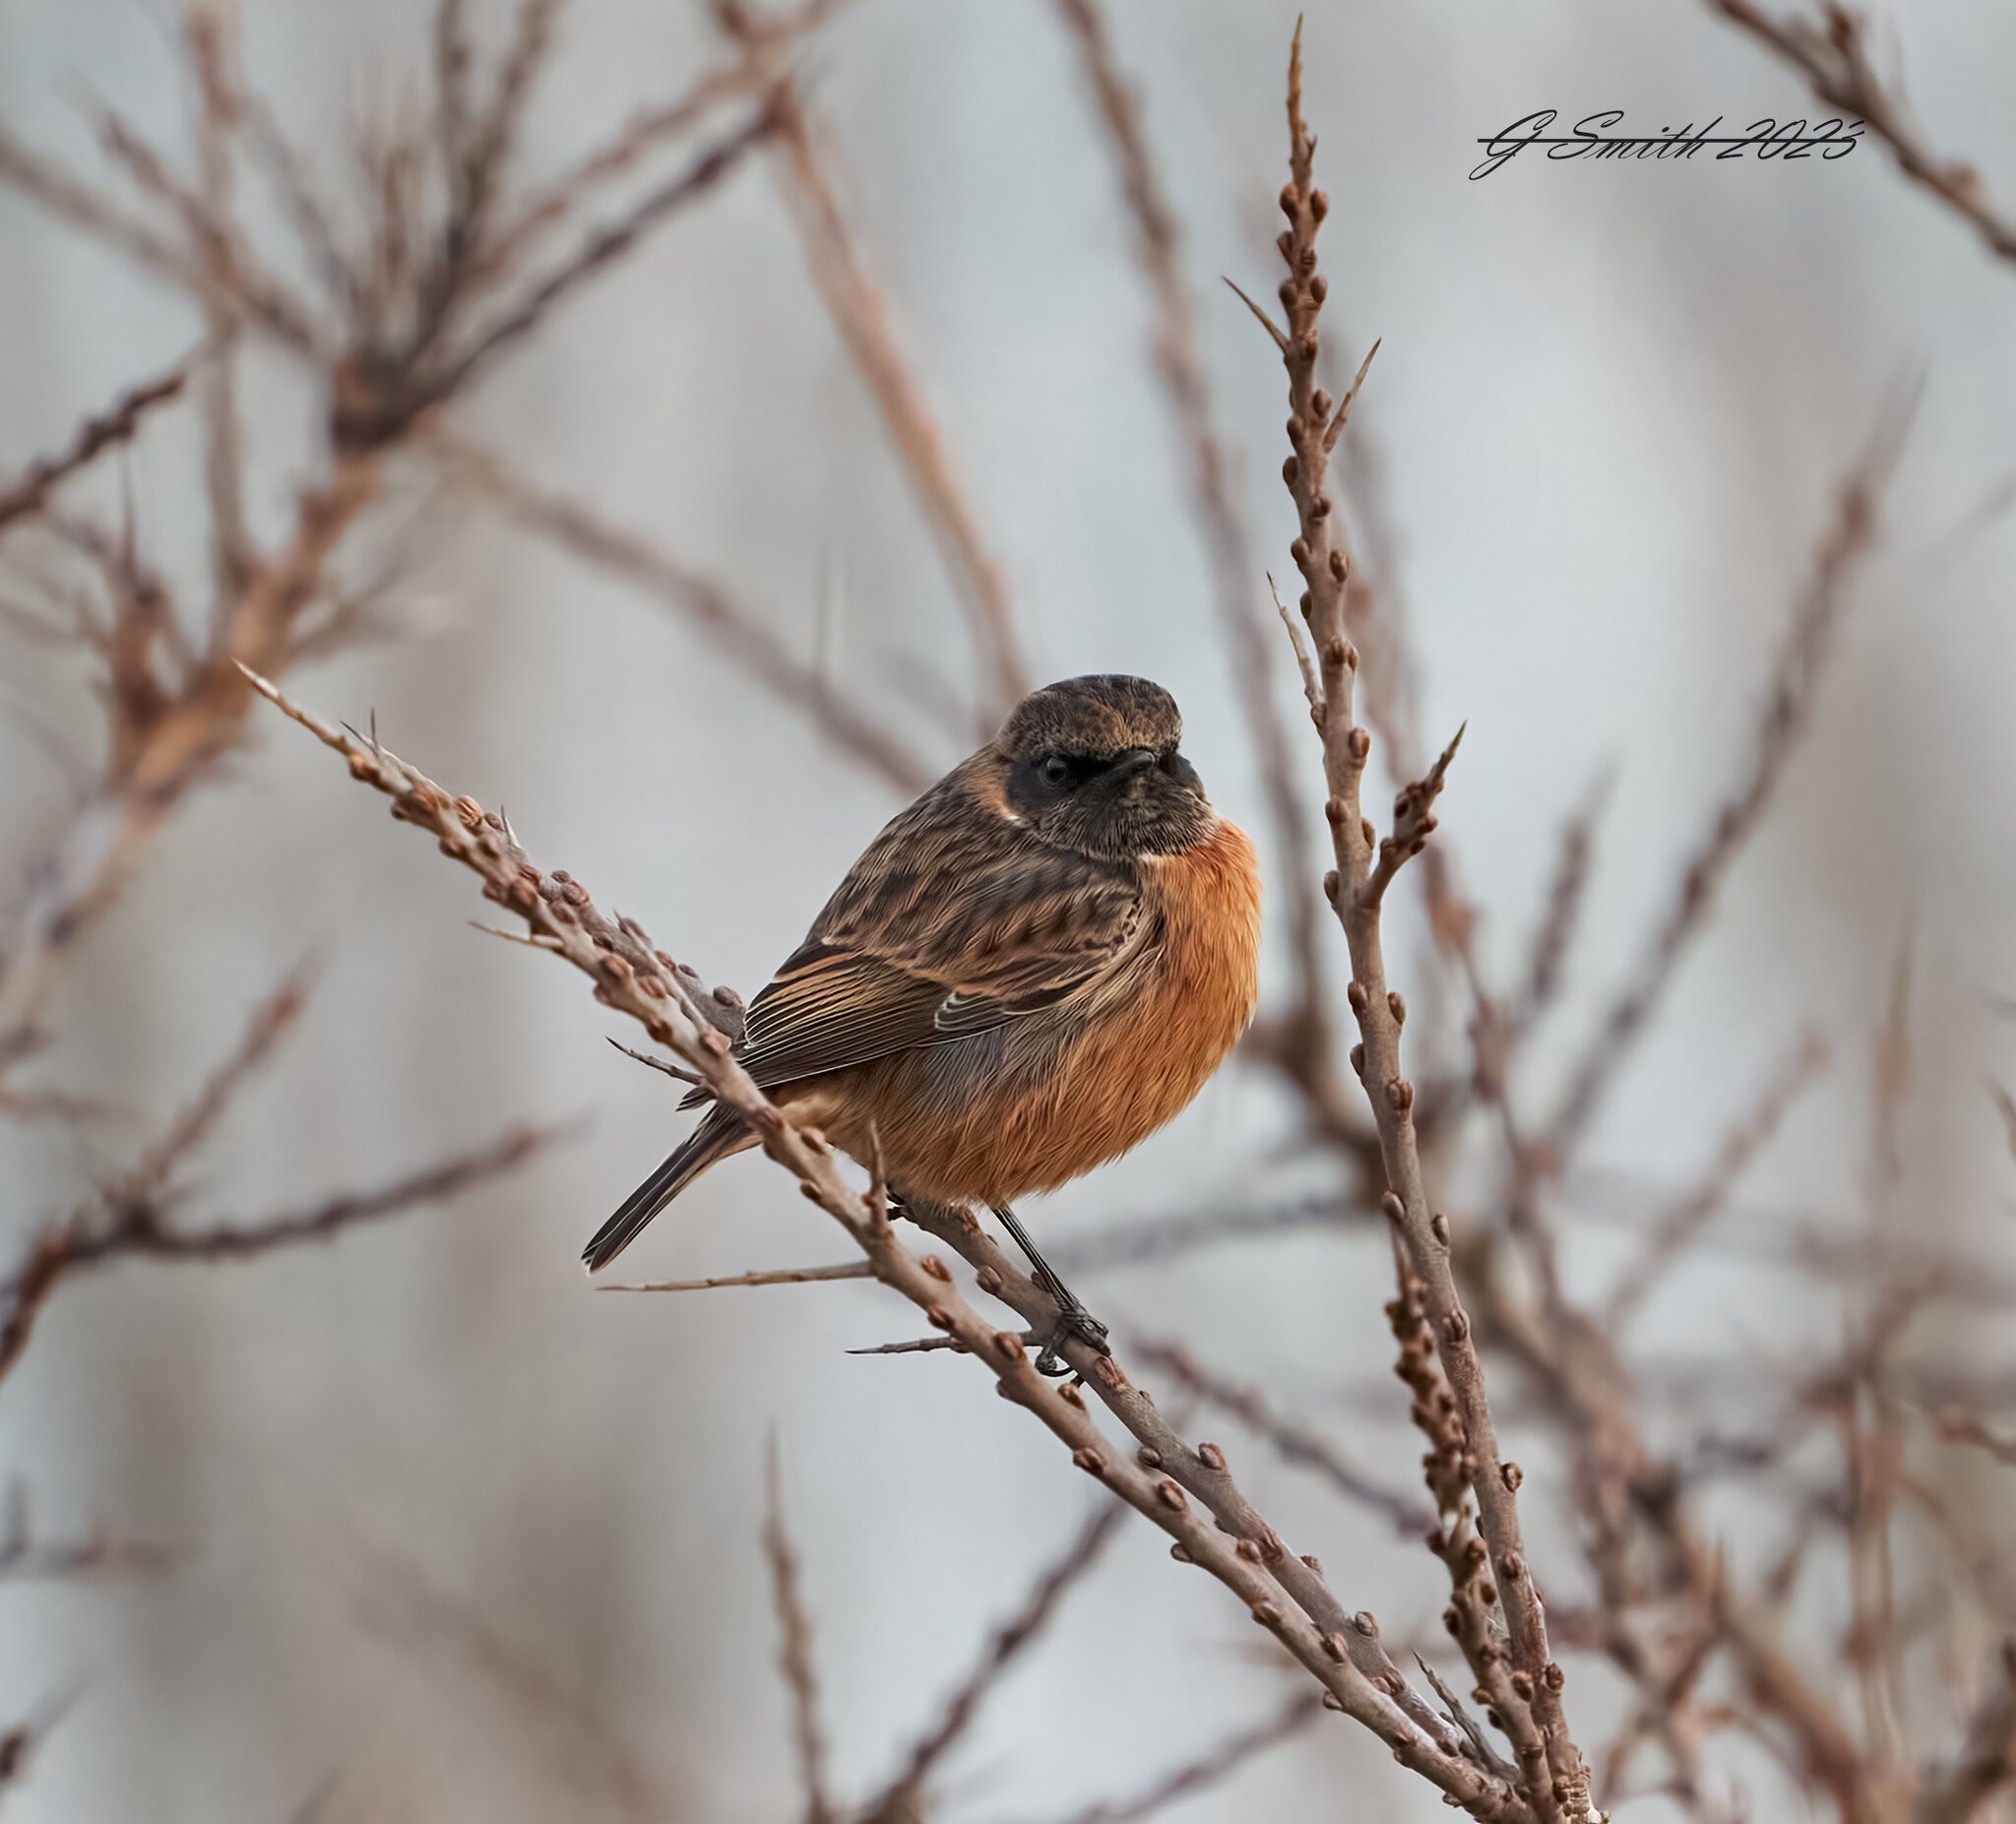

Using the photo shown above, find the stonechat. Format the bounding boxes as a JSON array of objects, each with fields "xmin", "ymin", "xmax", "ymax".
[{"xmin": 584, "ymin": 674, "xmax": 1262, "ymax": 1366}]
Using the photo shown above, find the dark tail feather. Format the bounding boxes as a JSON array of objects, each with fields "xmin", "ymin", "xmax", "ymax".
[{"xmin": 583, "ymin": 1104, "xmax": 748, "ymax": 1271}]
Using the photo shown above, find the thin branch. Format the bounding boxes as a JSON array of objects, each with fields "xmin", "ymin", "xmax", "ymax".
[
  {"xmin": 0, "ymin": 354, "xmax": 195, "ymax": 535},
  {"xmin": 1223, "ymin": 277, "xmax": 1288, "ymax": 351},
  {"xmin": 352, "ymin": 1534, "xmax": 667, "ymax": 1817},
  {"xmin": 1602, "ymin": 1031, "xmax": 1828, "ymax": 1325},
  {"xmin": 183, "ymin": 7, "xmax": 254, "ymax": 621},
  {"xmin": 1517, "ymin": 779, "xmax": 1608, "ymax": 1031},
  {"xmin": 605, "ymin": 1035, "xmax": 702, "ymax": 1084},
  {"xmin": 0, "ymin": 1119, "xmax": 554, "ymax": 1389},
  {"xmin": 715, "ymin": 2, "xmax": 1031, "ymax": 729},
  {"xmin": 1259, "ymin": 25, "xmax": 1592, "ymax": 1816},
  {"xmin": 846, "ymin": 1331, "xmax": 990, "ymax": 1356},
  {"xmin": 1268, "ymin": 573, "xmax": 1321, "ymax": 709},
  {"xmin": 0, "ymin": 117, "xmax": 323, "ymax": 353},
  {"xmin": 601, "ymin": 1261, "xmax": 873, "ymax": 1292},
  {"xmin": 482, "ymin": 0, "xmax": 839, "ymax": 280},
  {"xmin": 1988, "ymin": 1079, "xmax": 2016, "ymax": 1164},
  {"xmin": 472, "ymin": 919, "xmax": 565, "ymax": 952},
  {"xmin": 1545, "ymin": 390, "xmax": 1912, "ymax": 1160},
  {"xmin": 1040, "ymin": 1690, "xmax": 1326, "ymax": 1824},
  {"xmin": 1932, "ymin": 1413, "xmax": 2016, "ymax": 1472},
  {"xmin": 1914, "ymin": 1642, "xmax": 2016, "ymax": 1824},
  {"xmin": 1050, "ymin": 1191, "xmax": 1357, "ymax": 1275},
  {"xmin": 429, "ymin": 102, "xmax": 777, "ymax": 405},
  {"xmin": 764, "ymin": 1441, "xmax": 836, "ymax": 1824},
  {"xmin": 0, "ymin": 1684, "xmax": 83, "ymax": 1799},
  {"xmin": 1122, "ymin": 1334, "xmax": 1432, "ymax": 1537},
  {"xmin": 0, "ymin": 1482, "xmax": 175, "ymax": 1581},
  {"xmin": 439, "ymin": 438, "xmax": 934, "ymax": 793},
  {"xmin": 1708, "ymin": 1, "xmax": 2016, "ymax": 269},
  {"xmin": 860, "ymin": 1500, "xmax": 1127, "ymax": 1819},
  {"xmin": 0, "ymin": 447, "xmax": 382, "ymax": 1092}
]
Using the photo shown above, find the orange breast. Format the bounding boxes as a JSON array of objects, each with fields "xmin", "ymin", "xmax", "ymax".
[{"xmin": 805, "ymin": 818, "xmax": 1262, "ymax": 1206}]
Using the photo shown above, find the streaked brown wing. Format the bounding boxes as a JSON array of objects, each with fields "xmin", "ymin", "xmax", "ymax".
[
  {"xmin": 730, "ymin": 948, "xmax": 947, "ymax": 1090},
  {"xmin": 706, "ymin": 766, "xmax": 1142, "ymax": 1096}
]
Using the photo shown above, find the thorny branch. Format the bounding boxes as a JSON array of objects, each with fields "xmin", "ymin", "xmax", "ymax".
[{"xmin": 1257, "ymin": 25, "xmax": 1595, "ymax": 1820}]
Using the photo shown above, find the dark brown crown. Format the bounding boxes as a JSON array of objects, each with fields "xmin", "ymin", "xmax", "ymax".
[{"xmin": 996, "ymin": 675, "xmax": 1181, "ymax": 762}]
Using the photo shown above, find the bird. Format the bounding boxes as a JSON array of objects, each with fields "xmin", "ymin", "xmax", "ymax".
[{"xmin": 583, "ymin": 673, "xmax": 1262, "ymax": 1369}]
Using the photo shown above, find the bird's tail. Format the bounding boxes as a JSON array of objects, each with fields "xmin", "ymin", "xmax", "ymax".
[{"xmin": 583, "ymin": 1103, "xmax": 749, "ymax": 1271}]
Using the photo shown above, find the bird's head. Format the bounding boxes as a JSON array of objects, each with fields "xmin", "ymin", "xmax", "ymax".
[{"xmin": 994, "ymin": 674, "xmax": 1215, "ymax": 859}]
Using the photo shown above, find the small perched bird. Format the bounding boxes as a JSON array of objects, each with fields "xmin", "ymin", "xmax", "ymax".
[{"xmin": 584, "ymin": 673, "xmax": 1262, "ymax": 1367}]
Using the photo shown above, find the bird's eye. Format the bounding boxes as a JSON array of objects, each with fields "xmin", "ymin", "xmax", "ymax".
[{"xmin": 1040, "ymin": 755, "xmax": 1071, "ymax": 788}]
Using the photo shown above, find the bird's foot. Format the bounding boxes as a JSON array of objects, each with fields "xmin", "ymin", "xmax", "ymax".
[{"xmin": 1031, "ymin": 1286, "xmax": 1110, "ymax": 1377}]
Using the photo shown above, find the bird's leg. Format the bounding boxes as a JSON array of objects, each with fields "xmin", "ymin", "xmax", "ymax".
[{"xmin": 990, "ymin": 1204, "xmax": 1109, "ymax": 1375}]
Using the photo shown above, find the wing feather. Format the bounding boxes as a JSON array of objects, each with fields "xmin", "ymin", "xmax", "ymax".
[{"xmin": 693, "ymin": 761, "xmax": 1143, "ymax": 1098}]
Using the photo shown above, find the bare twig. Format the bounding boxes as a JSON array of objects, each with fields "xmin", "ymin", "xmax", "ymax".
[
  {"xmin": 483, "ymin": 0, "xmax": 837, "ymax": 280},
  {"xmin": 0, "ymin": 355, "xmax": 195, "ymax": 535},
  {"xmin": 0, "ymin": 1108, "xmax": 553, "ymax": 1391},
  {"xmin": 1708, "ymin": 1, "xmax": 2016, "ymax": 269},
  {"xmin": 183, "ymin": 8, "xmax": 253, "ymax": 620},
  {"xmin": 1545, "ymin": 394, "xmax": 1911, "ymax": 1160},
  {"xmin": 847, "ymin": 1331, "xmax": 995, "ymax": 1356},
  {"xmin": 1257, "ymin": 26, "xmax": 1592, "ymax": 1816},
  {"xmin": 1988, "ymin": 1079, "xmax": 2016, "ymax": 1164},
  {"xmin": 0, "ymin": 446, "xmax": 383, "ymax": 1088},
  {"xmin": 440, "ymin": 438, "xmax": 934, "ymax": 793},
  {"xmin": 1040, "ymin": 1690, "xmax": 1326, "ymax": 1824},
  {"xmin": 1933, "ymin": 1413, "xmax": 2016, "ymax": 1471},
  {"xmin": 715, "ymin": 1, "xmax": 1031, "ymax": 729},
  {"xmin": 1602, "ymin": 1031, "xmax": 1828, "ymax": 1324},
  {"xmin": 0, "ymin": 1482, "xmax": 175, "ymax": 1581},
  {"xmin": 428, "ymin": 103, "xmax": 777, "ymax": 407},
  {"xmin": 1915, "ymin": 1641, "xmax": 2016, "ymax": 1824},
  {"xmin": 1122, "ymin": 1334, "xmax": 1431, "ymax": 1537},
  {"xmin": 0, "ymin": 1683, "xmax": 83, "ymax": 1798},
  {"xmin": 860, "ymin": 1500, "xmax": 1127, "ymax": 1819},
  {"xmin": 602, "ymin": 1261, "xmax": 873, "ymax": 1292},
  {"xmin": 1517, "ymin": 780, "xmax": 1607, "ymax": 1032},
  {"xmin": 352, "ymin": 1535, "xmax": 667, "ymax": 1818},
  {"xmin": 1051, "ymin": 1191, "xmax": 1357, "ymax": 1274},
  {"xmin": 764, "ymin": 1441, "xmax": 836, "ymax": 1824}
]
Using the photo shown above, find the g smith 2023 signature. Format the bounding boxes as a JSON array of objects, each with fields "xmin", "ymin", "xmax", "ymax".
[{"xmin": 1473, "ymin": 110, "xmax": 1864, "ymax": 180}]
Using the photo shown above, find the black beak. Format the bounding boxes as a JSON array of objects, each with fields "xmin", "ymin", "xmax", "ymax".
[{"xmin": 1112, "ymin": 748, "xmax": 1158, "ymax": 779}]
